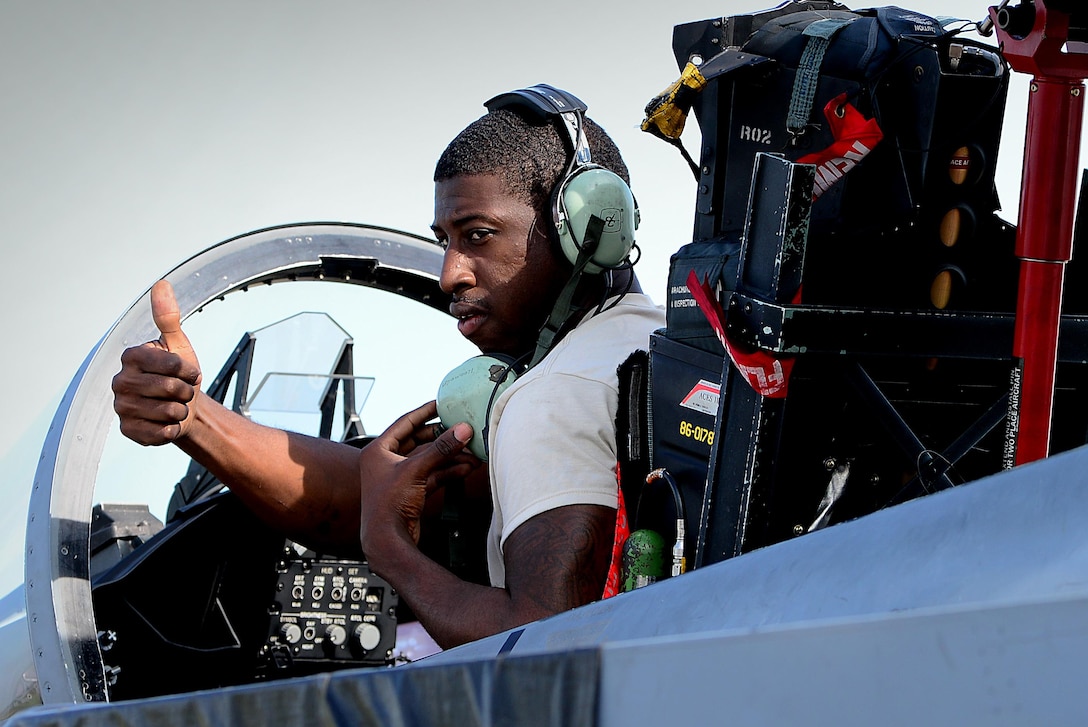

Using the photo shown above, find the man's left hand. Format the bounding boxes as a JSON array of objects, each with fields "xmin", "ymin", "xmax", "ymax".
[{"xmin": 359, "ymin": 402, "xmax": 474, "ymax": 550}]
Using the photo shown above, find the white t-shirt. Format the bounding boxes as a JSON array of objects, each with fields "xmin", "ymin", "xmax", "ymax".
[{"xmin": 485, "ymin": 293, "xmax": 665, "ymax": 587}]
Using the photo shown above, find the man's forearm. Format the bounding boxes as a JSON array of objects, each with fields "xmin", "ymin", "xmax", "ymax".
[
  {"xmin": 176, "ymin": 391, "xmax": 363, "ymax": 550},
  {"xmin": 367, "ymin": 532, "xmax": 546, "ymax": 649},
  {"xmin": 365, "ymin": 503, "xmax": 615, "ymax": 649}
]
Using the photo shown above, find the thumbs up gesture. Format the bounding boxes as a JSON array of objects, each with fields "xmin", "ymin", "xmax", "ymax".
[{"xmin": 113, "ymin": 280, "xmax": 204, "ymax": 445}]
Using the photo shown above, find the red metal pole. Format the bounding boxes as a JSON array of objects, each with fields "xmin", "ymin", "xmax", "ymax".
[
  {"xmin": 1012, "ymin": 77, "xmax": 1084, "ymax": 463},
  {"xmin": 992, "ymin": 0, "xmax": 1088, "ymax": 464}
]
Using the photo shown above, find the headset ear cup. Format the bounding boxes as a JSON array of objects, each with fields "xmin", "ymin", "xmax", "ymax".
[
  {"xmin": 554, "ymin": 167, "xmax": 638, "ymax": 273},
  {"xmin": 436, "ymin": 354, "xmax": 519, "ymax": 461}
]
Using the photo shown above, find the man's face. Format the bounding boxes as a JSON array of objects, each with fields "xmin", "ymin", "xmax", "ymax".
[{"xmin": 432, "ymin": 173, "xmax": 568, "ymax": 357}]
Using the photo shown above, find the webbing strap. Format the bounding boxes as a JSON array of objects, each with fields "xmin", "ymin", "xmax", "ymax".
[
  {"xmin": 934, "ymin": 16, "xmax": 968, "ymax": 28},
  {"xmin": 529, "ymin": 215, "xmax": 605, "ymax": 368},
  {"xmin": 786, "ymin": 17, "xmax": 858, "ymax": 135}
]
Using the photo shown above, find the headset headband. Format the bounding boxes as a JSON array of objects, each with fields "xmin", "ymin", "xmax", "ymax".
[{"xmin": 485, "ymin": 83, "xmax": 593, "ymax": 168}]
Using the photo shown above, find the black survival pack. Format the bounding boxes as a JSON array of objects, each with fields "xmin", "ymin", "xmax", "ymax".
[
  {"xmin": 650, "ymin": 1, "xmax": 1016, "ymax": 351},
  {"xmin": 621, "ymin": 2, "xmax": 1054, "ymax": 573}
]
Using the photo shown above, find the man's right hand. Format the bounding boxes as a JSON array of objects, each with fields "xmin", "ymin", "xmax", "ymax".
[{"xmin": 112, "ymin": 280, "xmax": 204, "ymax": 445}]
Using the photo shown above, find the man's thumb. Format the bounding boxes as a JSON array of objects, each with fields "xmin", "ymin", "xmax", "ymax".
[{"xmin": 150, "ymin": 280, "xmax": 194, "ymax": 357}]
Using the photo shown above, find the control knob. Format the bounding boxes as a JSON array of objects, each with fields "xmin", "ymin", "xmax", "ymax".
[
  {"xmin": 353, "ymin": 623, "xmax": 382, "ymax": 652},
  {"xmin": 279, "ymin": 623, "xmax": 303, "ymax": 644}
]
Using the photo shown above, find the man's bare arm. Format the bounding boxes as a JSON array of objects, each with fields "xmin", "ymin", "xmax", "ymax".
[
  {"xmin": 361, "ymin": 502, "xmax": 615, "ymax": 648},
  {"xmin": 176, "ymin": 394, "xmax": 365, "ymax": 550},
  {"xmin": 111, "ymin": 280, "xmax": 364, "ymax": 550}
]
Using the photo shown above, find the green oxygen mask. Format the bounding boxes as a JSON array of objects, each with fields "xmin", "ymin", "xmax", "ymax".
[{"xmin": 435, "ymin": 354, "xmax": 519, "ymax": 461}]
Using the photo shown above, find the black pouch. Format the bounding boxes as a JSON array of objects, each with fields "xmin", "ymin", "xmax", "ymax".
[{"xmin": 665, "ymin": 237, "xmax": 741, "ymax": 355}]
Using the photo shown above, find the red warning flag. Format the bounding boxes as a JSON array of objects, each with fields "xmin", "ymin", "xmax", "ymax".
[
  {"xmin": 798, "ymin": 93, "xmax": 884, "ymax": 200},
  {"xmin": 686, "ymin": 270, "xmax": 797, "ymax": 399}
]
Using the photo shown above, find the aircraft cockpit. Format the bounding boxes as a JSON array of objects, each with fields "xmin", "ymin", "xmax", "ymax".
[
  {"xmin": 91, "ymin": 311, "xmax": 412, "ymax": 700},
  {"xmin": 24, "ymin": 223, "xmax": 476, "ymax": 705}
]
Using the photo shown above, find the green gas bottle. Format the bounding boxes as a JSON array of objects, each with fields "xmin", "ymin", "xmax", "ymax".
[{"xmin": 621, "ymin": 529, "xmax": 667, "ymax": 592}]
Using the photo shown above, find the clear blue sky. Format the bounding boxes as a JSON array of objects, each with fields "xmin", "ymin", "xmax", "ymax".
[{"xmin": 0, "ymin": 0, "xmax": 1080, "ymax": 597}]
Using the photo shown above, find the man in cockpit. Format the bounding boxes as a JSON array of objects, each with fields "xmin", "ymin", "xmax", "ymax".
[{"xmin": 112, "ymin": 85, "xmax": 665, "ymax": 649}]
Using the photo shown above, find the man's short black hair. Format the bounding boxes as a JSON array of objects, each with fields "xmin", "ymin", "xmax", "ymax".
[{"xmin": 434, "ymin": 107, "xmax": 631, "ymax": 217}]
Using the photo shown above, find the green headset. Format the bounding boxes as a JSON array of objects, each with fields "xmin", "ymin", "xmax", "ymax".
[{"xmin": 437, "ymin": 85, "xmax": 640, "ymax": 460}]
